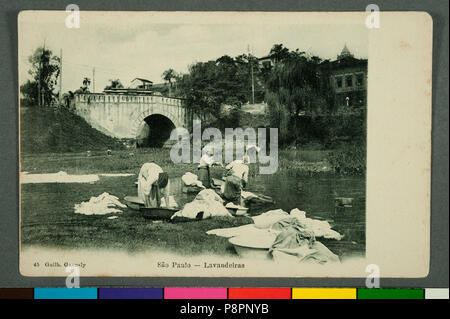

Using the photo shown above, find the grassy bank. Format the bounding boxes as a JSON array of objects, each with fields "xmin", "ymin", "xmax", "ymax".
[
  {"xmin": 21, "ymin": 148, "xmax": 332, "ymax": 177},
  {"xmin": 20, "ymin": 175, "xmax": 253, "ymax": 254},
  {"xmin": 21, "ymin": 148, "xmax": 197, "ymax": 177},
  {"xmin": 19, "ymin": 106, "xmax": 364, "ymax": 258},
  {"xmin": 20, "ymin": 106, "xmax": 364, "ymax": 176},
  {"xmin": 20, "ymin": 134, "xmax": 365, "ymax": 258},
  {"xmin": 20, "ymin": 150, "xmax": 365, "ymax": 257},
  {"xmin": 20, "ymin": 107, "xmax": 124, "ymax": 154}
]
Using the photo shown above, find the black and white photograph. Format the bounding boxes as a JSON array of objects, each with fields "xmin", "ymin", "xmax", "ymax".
[{"xmin": 18, "ymin": 11, "xmax": 430, "ymax": 277}]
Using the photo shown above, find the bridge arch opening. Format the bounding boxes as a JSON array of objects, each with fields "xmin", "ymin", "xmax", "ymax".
[{"xmin": 136, "ymin": 114, "xmax": 176, "ymax": 148}]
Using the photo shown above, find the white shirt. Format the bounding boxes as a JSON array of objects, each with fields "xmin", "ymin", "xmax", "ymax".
[
  {"xmin": 226, "ymin": 160, "xmax": 249, "ymax": 183},
  {"xmin": 138, "ymin": 162, "xmax": 163, "ymax": 197},
  {"xmin": 198, "ymin": 153, "xmax": 215, "ymax": 168}
]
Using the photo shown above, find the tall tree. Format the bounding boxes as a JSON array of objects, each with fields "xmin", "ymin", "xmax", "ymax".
[
  {"xmin": 176, "ymin": 53, "xmax": 265, "ymax": 116},
  {"xmin": 162, "ymin": 68, "xmax": 176, "ymax": 86},
  {"xmin": 269, "ymin": 44, "xmax": 290, "ymax": 62},
  {"xmin": 20, "ymin": 46, "xmax": 60, "ymax": 107},
  {"xmin": 265, "ymin": 50, "xmax": 328, "ymax": 144},
  {"xmin": 162, "ymin": 68, "xmax": 177, "ymax": 96}
]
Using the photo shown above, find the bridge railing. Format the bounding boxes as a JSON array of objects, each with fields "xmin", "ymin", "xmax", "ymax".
[{"xmin": 74, "ymin": 92, "xmax": 184, "ymax": 107}]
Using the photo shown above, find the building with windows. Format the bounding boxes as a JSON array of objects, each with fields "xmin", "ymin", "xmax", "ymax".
[
  {"xmin": 321, "ymin": 45, "xmax": 368, "ymax": 109},
  {"xmin": 258, "ymin": 45, "xmax": 367, "ymax": 109}
]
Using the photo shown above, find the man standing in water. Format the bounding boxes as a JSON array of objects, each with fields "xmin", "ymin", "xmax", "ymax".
[{"xmin": 137, "ymin": 162, "xmax": 170, "ymax": 208}]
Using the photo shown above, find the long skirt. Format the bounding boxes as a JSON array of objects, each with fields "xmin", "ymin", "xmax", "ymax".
[
  {"xmin": 138, "ymin": 179, "xmax": 161, "ymax": 207},
  {"xmin": 146, "ymin": 184, "xmax": 161, "ymax": 207},
  {"xmin": 197, "ymin": 166, "xmax": 211, "ymax": 188},
  {"xmin": 223, "ymin": 175, "xmax": 243, "ymax": 203}
]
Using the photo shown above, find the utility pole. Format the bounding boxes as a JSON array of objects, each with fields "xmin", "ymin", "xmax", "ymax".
[
  {"xmin": 41, "ymin": 40, "xmax": 47, "ymax": 106},
  {"xmin": 59, "ymin": 49, "xmax": 62, "ymax": 101},
  {"xmin": 38, "ymin": 42, "xmax": 45, "ymax": 107},
  {"xmin": 248, "ymin": 44, "xmax": 255, "ymax": 104},
  {"xmin": 251, "ymin": 59, "xmax": 255, "ymax": 104},
  {"xmin": 38, "ymin": 53, "xmax": 41, "ymax": 107},
  {"xmin": 92, "ymin": 67, "xmax": 95, "ymax": 93}
]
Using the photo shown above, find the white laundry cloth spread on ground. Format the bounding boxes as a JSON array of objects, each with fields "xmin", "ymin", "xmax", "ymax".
[
  {"xmin": 206, "ymin": 223, "xmax": 276, "ymax": 241},
  {"xmin": 171, "ymin": 189, "xmax": 231, "ymax": 220},
  {"xmin": 21, "ymin": 171, "xmax": 135, "ymax": 184},
  {"xmin": 207, "ymin": 208, "xmax": 341, "ymax": 264},
  {"xmin": 289, "ymin": 208, "xmax": 343, "ymax": 240},
  {"xmin": 74, "ymin": 192, "xmax": 127, "ymax": 215},
  {"xmin": 208, "ymin": 208, "xmax": 342, "ymax": 240},
  {"xmin": 21, "ymin": 171, "xmax": 99, "ymax": 184},
  {"xmin": 251, "ymin": 208, "xmax": 342, "ymax": 240},
  {"xmin": 99, "ymin": 173, "xmax": 135, "ymax": 177},
  {"xmin": 181, "ymin": 172, "xmax": 204, "ymax": 188},
  {"xmin": 252, "ymin": 209, "xmax": 289, "ymax": 228}
]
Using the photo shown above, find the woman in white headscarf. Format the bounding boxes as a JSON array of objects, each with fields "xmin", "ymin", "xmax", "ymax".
[{"xmin": 137, "ymin": 162, "xmax": 170, "ymax": 208}]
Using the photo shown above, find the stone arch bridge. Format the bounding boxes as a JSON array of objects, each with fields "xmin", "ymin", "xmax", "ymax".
[{"xmin": 73, "ymin": 93, "xmax": 196, "ymax": 146}]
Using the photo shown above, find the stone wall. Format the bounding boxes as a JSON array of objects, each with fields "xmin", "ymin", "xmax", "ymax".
[{"xmin": 73, "ymin": 93, "xmax": 187, "ymax": 139}]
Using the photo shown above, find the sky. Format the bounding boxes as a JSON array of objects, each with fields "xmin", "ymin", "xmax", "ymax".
[{"xmin": 19, "ymin": 11, "xmax": 368, "ymax": 93}]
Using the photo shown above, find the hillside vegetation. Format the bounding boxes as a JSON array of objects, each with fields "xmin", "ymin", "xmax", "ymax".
[{"xmin": 20, "ymin": 107, "xmax": 124, "ymax": 154}]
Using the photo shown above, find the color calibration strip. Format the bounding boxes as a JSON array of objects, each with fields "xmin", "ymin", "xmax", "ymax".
[{"xmin": 0, "ymin": 288, "xmax": 448, "ymax": 300}]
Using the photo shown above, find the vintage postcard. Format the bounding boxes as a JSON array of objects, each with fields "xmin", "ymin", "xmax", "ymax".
[{"xmin": 18, "ymin": 11, "xmax": 431, "ymax": 278}]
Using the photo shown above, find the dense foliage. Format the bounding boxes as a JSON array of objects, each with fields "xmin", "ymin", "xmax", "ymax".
[
  {"xmin": 172, "ymin": 44, "xmax": 366, "ymax": 175},
  {"xmin": 263, "ymin": 46, "xmax": 335, "ymax": 145},
  {"xmin": 20, "ymin": 47, "xmax": 61, "ymax": 107},
  {"xmin": 174, "ymin": 54, "xmax": 264, "ymax": 115},
  {"xmin": 327, "ymin": 142, "xmax": 366, "ymax": 175},
  {"xmin": 172, "ymin": 44, "xmax": 341, "ymax": 142},
  {"xmin": 104, "ymin": 79, "xmax": 124, "ymax": 90},
  {"xmin": 20, "ymin": 44, "xmax": 366, "ymax": 175}
]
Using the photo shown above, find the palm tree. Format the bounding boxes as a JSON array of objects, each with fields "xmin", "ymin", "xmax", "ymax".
[{"xmin": 81, "ymin": 77, "xmax": 91, "ymax": 92}]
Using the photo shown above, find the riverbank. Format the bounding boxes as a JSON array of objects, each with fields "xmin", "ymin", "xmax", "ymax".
[
  {"xmin": 20, "ymin": 107, "xmax": 125, "ymax": 154},
  {"xmin": 20, "ymin": 148, "xmax": 365, "ymax": 259},
  {"xmin": 20, "ymin": 106, "xmax": 364, "ymax": 176},
  {"xmin": 20, "ymin": 148, "xmax": 333, "ymax": 176}
]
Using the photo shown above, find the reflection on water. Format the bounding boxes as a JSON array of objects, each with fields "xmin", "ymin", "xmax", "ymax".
[
  {"xmin": 251, "ymin": 173, "xmax": 366, "ymax": 259},
  {"xmin": 168, "ymin": 172, "xmax": 366, "ymax": 260}
]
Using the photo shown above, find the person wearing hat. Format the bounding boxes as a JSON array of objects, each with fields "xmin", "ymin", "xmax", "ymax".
[{"xmin": 137, "ymin": 162, "xmax": 170, "ymax": 208}]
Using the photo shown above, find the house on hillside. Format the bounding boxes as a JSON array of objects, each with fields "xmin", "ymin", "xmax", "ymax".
[
  {"xmin": 258, "ymin": 55, "xmax": 275, "ymax": 68},
  {"xmin": 257, "ymin": 45, "xmax": 367, "ymax": 110},
  {"xmin": 320, "ymin": 45, "xmax": 368, "ymax": 109}
]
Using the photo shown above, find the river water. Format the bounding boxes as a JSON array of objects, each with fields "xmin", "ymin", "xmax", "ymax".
[
  {"xmin": 253, "ymin": 173, "xmax": 366, "ymax": 259},
  {"xmin": 168, "ymin": 171, "xmax": 366, "ymax": 260}
]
